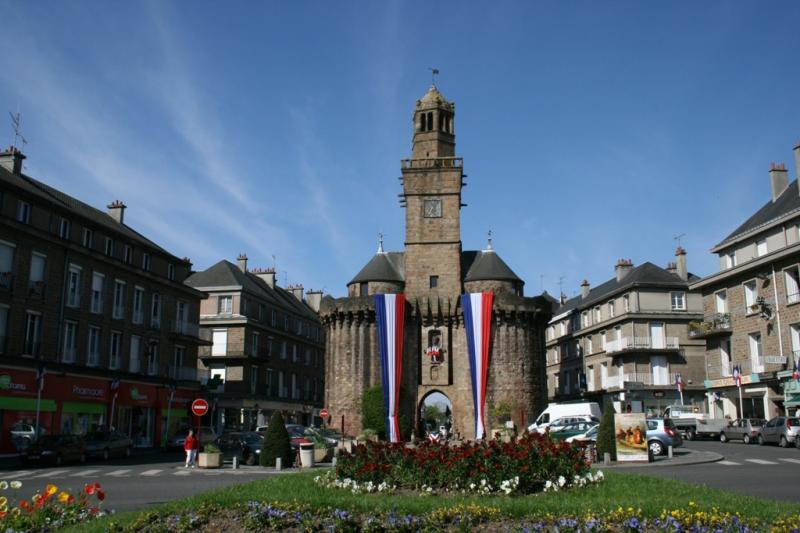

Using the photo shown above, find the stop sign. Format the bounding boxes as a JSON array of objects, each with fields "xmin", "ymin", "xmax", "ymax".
[
  {"xmin": 191, "ymin": 399, "xmax": 209, "ymax": 417},
  {"xmin": 320, "ymin": 408, "xmax": 329, "ymax": 419}
]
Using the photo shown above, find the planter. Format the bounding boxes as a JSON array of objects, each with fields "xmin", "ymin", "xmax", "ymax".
[
  {"xmin": 198, "ymin": 452, "xmax": 222, "ymax": 469},
  {"xmin": 299, "ymin": 443, "xmax": 315, "ymax": 468},
  {"xmin": 314, "ymin": 446, "xmax": 332, "ymax": 463}
]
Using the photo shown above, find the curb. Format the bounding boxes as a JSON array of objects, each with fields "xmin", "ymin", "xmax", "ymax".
[{"xmin": 595, "ymin": 449, "xmax": 724, "ymax": 468}]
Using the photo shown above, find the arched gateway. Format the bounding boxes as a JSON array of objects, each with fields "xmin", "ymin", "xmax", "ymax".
[{"xmin": 319, "ymin": 85, "xmax": 553, "ymax": 440}]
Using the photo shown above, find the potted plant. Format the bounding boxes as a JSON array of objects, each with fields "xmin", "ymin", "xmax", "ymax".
[
  {"xmin": 304, "ymin": 427, "xmax": 334, "ymax": 462},
  {"xmin": 198, "ymin": 443, "xmax": 222, "ymax": 468}
]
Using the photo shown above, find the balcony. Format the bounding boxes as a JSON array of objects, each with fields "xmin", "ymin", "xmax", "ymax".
[
  {"xmin": 688, "ymin": 313, "xmax": 731, "ymax": 339},
  {"xmin": 604, "ymin": 336, "xmax": 679, "ymax": 354},
  {"xmin": 401, "ymin": 157, "xmax": 463, "ymax": 170},
  {"xmin": 0, "ymin": 272, "xmax": 13, "ymax": 290},
  {"xmin": 604, "ymin": 373, "xmax": 674, "ymax": 388}
]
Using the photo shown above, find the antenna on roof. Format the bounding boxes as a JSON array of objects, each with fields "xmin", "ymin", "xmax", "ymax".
[
  {"xmin": 9, "ymin": 111, "xmax": 27, "ymax": 151},
  {"xmin": 673, "ymin": 233, "xmax": 686, "ymax": 248},
  {"xmin": 558, "ymin": 276, "xmax": 565, "ymax": 296},
  {"xmin": 429, "ymin": 67, "xmax": 440, "ymax": 86}
]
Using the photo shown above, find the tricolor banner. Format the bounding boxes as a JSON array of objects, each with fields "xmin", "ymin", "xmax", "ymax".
[
  {"xmin": 375, "ymin": 293, "xmax": 406, "ymax": 442},
  {"xmin": 732, "ymin": 365, "xmax": 742, "ymax": 387},
  {"xmin": 461, "ymin": 292, "xmax": 494, "ymax": 440},
  {"xmin": 675, "ymin": 373, "xmax": 683, "ymax": 392}
]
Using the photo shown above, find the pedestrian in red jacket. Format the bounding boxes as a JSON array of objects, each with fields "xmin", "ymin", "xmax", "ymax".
[{"xmin": 184, "ymin": 429, "xmax": 199, "ymax": 468}]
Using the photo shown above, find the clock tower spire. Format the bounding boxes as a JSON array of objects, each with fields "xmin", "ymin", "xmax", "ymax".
[{"xmin": 401, "ymin": 85, "xmax": 464, "ymax": 299}]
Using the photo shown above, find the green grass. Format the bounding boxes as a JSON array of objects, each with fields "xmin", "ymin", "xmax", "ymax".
[{"xmin": 64, "ymin": 469, "xmax": 800, "ymax": 532}]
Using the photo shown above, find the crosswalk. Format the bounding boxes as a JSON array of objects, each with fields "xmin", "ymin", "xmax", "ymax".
[
  {"xmin": 716, "ymin": 458, "xmax": 800, "ymax": 466},
  {"xmin": 0, "ymin": 465, "xmax": 277, "ymax": 481}
]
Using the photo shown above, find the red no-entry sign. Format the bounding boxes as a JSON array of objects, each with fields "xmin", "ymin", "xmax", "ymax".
[
  {"xmin": 320, "ymin": 408, "xmax": 329, "ymax": 419},
  {"xmin": 191, "ymin": 399, "xmax": 209, "ymax": 417}
]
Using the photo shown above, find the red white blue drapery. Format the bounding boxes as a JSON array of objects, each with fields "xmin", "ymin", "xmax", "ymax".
[
  {"xmin": 375, "ymin": 293, "xmax": 406, "ymax": 442},
  {"xmin": 461, "ymin": 292, "xmax": 494, "ymax": 440}
]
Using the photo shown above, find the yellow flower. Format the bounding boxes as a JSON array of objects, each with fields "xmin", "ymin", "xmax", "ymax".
[
  {"xmin": 0, "ymin": 481, "xmax": 8, "ymax": 490},
  {"xmin": 10, "ymin": 507, "xmax": 20, "ymax": 517},
  {"xmin": 45, "ymin": 484, "xmax": 58, "ymax": 497},
  {"xmin": 58, "ymin": 492, "xmax": 71, "ymax": 504},
  {"xmin": 0, "ymin": 496, "xmax": 6, "ymax": 506},
  {"xmin": 10, "ymin": 481, "xmax": 21, "ymax": 489}
]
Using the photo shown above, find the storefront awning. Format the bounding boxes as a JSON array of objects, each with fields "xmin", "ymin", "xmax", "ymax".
[{"xmin": 0, "ymin": 397, "xmax": 57, "ymax": 411}]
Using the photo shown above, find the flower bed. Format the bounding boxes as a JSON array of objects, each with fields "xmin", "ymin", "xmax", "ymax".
[
  {"xmin": 333, "ymin": 432, "xmax": 593, "ymax": 495},
  {"xmin": 0, "ymin": 480, "xmax": 108, "ymax": 532}
]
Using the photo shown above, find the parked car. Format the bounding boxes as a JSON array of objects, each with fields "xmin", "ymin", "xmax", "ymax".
[
  {"xmin": 545, "ymin": 416, "xmax": 600, "ymax": 433},
  {"xmin": 84, "ymin": 430, "xmax": 133, "ymax": 460},
  {"xmin": 22, "ymin": 435, "xmax": 86, "ymax": 466},
  {"xmin": 646, "ymin": 418, "xmax": 683, "ymax": 456},
  {"xmin": 719, "ymin": 418, "xmax": 766, "ymax": 444},
  {"xmin": 758, "ymin": 416, "xmax": 800, "ymax": 447},
  {"xmin": 549, "ymin": 421, "xmax": 598, "ymax": 441},
  {"xmin": 565, "ymin": 424, "xmax": 598, "ymax": 444},
  {"xmin": 168, "ymin": 426, "xmax": 219, "ymax": 449},
  {"xmin": 215, "ymin": 431, "xmax": 264, "ymax": 465},
  {"xmin": 285, "ymin": 424, "xmax": 307, "ymax": 438},
  {"xmin": 9, "ymin": 421, "xmax": 36, "ymax": 451}
]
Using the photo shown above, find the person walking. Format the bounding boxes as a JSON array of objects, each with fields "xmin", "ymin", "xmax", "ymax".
[{"xmin": 184, "ymin": 429, "xmax": 199, "ymax": 468}]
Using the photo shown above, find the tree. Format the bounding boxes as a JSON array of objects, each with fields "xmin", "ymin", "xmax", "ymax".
[
  {"xmin": 260, "ymin": 412, "xmax": 293, "ymax": 467},
  {"xmin": 361, "ymin": 386, "xmax": 386, "ymax": 440},
  {"xmin": 596, "ymin": 402, "xmax": 617, "ymax": 461}
]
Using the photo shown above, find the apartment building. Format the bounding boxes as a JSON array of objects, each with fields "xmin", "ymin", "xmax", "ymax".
[
  {"xmin": 545, "ymin": 250, "xmax": 705, "ymax": 415},
  {"xmin": 690, "ymin": 145, "xmax": 800, "ymax": 419},
  {"xmin": 0, "ymin": 147, "xmax": 206, "ymax": 452},
  {"xmin": 185, "ymin": 256, "xmax": 325, "ymax": 430}
]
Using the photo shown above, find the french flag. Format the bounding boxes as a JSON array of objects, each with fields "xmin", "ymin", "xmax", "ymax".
[
  {"xmin": 462, "ymin": 292, "xmax": 494, "ymax": 440},
  {"xmin": 675, "ymin": 373, "xmax": 683, "ymax": 392},
  {"xmin": 732, "ymin": 365, "xmax": 742, "ymax": 387},
  {"xmin": 375, "ymin": 293, "xmax": 406, "ymax": 442}
]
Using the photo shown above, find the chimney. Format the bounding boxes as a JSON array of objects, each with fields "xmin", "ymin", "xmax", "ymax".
[
  {"xmin": 0, "ymin": 146, "xmax": 25, "ymax": 174},
  {"xmin": 615, "ymin": 258, "xmax": 633, "ymax": 282},
  {"xmin": 288, "ymin": 284, "xmax": 304, "ymax": 302},
  {"xmin": 580, "ymin": 279, "xmax": 590, "ymax": 299},
  {"xmin": 305, "ymin": 290, "xmax": 322, "ymax": 312},
  {"xmin": 675, "ymin": 247, "xmax": 688, "ymax": 281},
  {"xmin": 769, "ymin": 162, "xmax": 789, "ymax": 202},
  {"xmin": 236, "ymin": 253, "xmax": 248, "ymax": 272},
  {"xmin": 666, "ymin": 261, "xmax": 677, "ymax": 276},
  {"xmin": 253, "ymin": 267, "xmax": 276, "ymax": 288},
  {"xmin": 559, "ymin": 292, "xmax": 567, "ymax": 306},
  {"xmin": 107, "ymin": 200, "xmax": 127, "ymax": 224}
]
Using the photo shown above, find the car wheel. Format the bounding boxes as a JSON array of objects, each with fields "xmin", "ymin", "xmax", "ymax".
[
  {"xmin": 743, "ymin": 435, "xmax": 751, "ymax": 444},
  {"xmin": 245, "ymin": 453, "xmax": 257, "ymax": 466},
  {"xmin": 55, "ymin": 454, "xmax": 63, "ymax": 467},
  {"xmin": 103, "ymin": 448, "xmax": 110, "ymax": 461},
  {"xmin": 685, "ymin": 429, "xmax": 695, "ymax": 441},
  {"xmin": 758, "ymin": 434, "xmax": 765, "ymax": 445},
  {"xmin": 125, "ymin": 446, "xmax": 132, "ymax": 458},
  {"xmin": 780, "ymin": 436, "xmax": 788, "ymax": 448},
  {"xmin": 719, "ymin": 433, "xmax": 728, "ymax": 443},
  {"xmin": 649, "ymin": 440, "xmax": 664, "ymax": 456}
]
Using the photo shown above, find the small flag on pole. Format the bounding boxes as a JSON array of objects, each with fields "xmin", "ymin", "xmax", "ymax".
[
  {"xmin": 110, "ymin": 379, "xmax": 120, "ymax": 391},
  {"xmin": 792, "ymin": 362, "xmax": 800, "ymax": 382},
  {"xmin": 675, "ymin": 373, "xmax": 683, "ymax": 392},
  {"xmin": 35, "ymin": 366, "xmax": 46, "ymax": 392},
  {"xmin": 732, "ymin": 365, "xmax": 741, "ymax": 387}
]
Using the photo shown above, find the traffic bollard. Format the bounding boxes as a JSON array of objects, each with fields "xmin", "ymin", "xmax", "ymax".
[
  {"xmin": 276, "ymin": 457, "xmax": 283, "ymax": 471},
  {"xmin": 232, "ymin": 456, "xmax": 239, "ymax": 469},
  {"xmin": 668, "ymin": 446, "xmax": 673, "ymax": 459},
  {"xmin": 603, "ymin": 452, "xmax": 611, "ymax": 466}
]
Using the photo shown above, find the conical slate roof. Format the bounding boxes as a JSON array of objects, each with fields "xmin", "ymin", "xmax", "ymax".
[
  {"xmin": 348, "ymin": 252, "xmax": 405, "ymax": 284},
  {"xmin": 417, "ymin": 85, "xmax": 451, "ymax": 108},
  {"xmin": 462, "ymin": 250, "xmax": 523, "ymax": 282}
]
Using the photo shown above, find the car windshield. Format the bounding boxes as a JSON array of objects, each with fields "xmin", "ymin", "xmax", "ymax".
[{"xmin": 242, "ymin": 434, "xmax": 264, "ymax": 445}]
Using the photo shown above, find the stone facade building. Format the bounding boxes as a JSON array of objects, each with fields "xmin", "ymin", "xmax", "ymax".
[
  {"xmin": 545, "ymin": 251, "xmax": 706, "ymax": 416},
  {"xmin": 690, "ymin": 144, "xmax": 800, "ymax": 419},
  {"xmin": 0, "ymin": 146, "xmax": 206, "ymax": 451},
  {"xmin": 185, "ymin": 255, "xmax": 325, "ymax": 430},
  {"xmin": 320, "ymin": 87, "xmax": 552, "ymax": 438}
]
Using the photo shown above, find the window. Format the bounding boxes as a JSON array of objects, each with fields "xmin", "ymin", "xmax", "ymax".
[
  {"xmin": 265, "ymin": 368, "xmax": 274, "ymax": 396},
  {"xmin": 16, "ymin": 200, "xmax": 30, "ymax": 223},
  {"xmin": 110, "ymin": 331, "xmax": 122, "ymax": 369},
  {"xmin": 218, "ymin": 296, "xmax": 232, "ymax": 314},
  {"xmin": 429, "ymin": 276, "xmax": 439, "ymax": 289},
  {"xmin": 670, "ymin": 291, "xmax": 686, "ymax": 311},
  {"xmin": 258, "ymin": 304, "xmax": 265, "ymax": 321},
  {"xmin": 284, "ymin": 316, "xmax": 289, "ymax": 331},
  {"xmin": 87, "ymin": 326, "xmax": 101, "ymax": 366},
  {"xmin": 211, "ymin": 329, "xmax": 227, "ymax": 356},
  {"xmin": 167, "ymin": 263, "xmax": 175, "ymax": 281},
  {"xmin": 594, "ymin": 307, "xmax": 601, "ymax": 323},
  {"xmin": 105, "ymin": 237, "xmax": 114, "ymax": 257},
  {"xmin": 744, "ymin": 280, "xmax": 757, "ymax": 311},
  {"xmin": 0, "ymin": 305, "xmax": 8, "ymax": 354},
  {"xmin": 623, "ymin": 294, "xmax": 630, "ymax": 312},
  {"xmin": 292, "ymin": 373, "xmax": 299, "ymax": 399},
  {"xmin": 91, "ymin": 272, "xmax": 104, "ymax": 313},
  {"xmin": 587, "ymin": 336, "xmax": 593, "ymax": 355},
  {"xmin": 173, "ymin": 346, "xmax": 185, "ymax": 378},
  {"xmin": 22, "ymin": 311, "xmax": 42, "ymax": 356},
  {"xmin": 133, "ymin": 287, "xmax": 144, "ymax": 324},
  {"xmin": 559, "ymin": 322, "xmax": 566, "ymax": 336},
  {"xmin": 28, "ymin": 252, "xmax": 46, "ymax": 296},
  {"xmin": 608, "ymin": 301, "xmax": 615, "ymax": 318},
  {"xmin": 600, "ymin": 362, "xmax": 608, "ymax": 388},
  {"xmin": 124, "ymin": 245, "xmax": 133, "ymax": 264},
  {"xmin": 756, "ymin": 239, "xmax": 767, "ymax": 257},
  {"xmin": 62, "ymin": 321, "xmax": 77, "ymax": 363},
  {"xmin": 271, "ymin": 310, "xmax": 277, "ymax": 327},
  {"xmin": 113, "ymin": 280, "xmax": 126, "ymax": 319},
  {"xmin": 651, "ymin": 355, "xmax": 669, "ymax": 385},
  {"xmin": 749, "ymin": 332, "xmax": 763, "ymax": 373},
  {"xmin": 304, "ymin": 348, "xmax": 311, "ymax": 366},
  {"xmin": 581, "ymin": 312, "xmax": 589, "ymax": 328},
  {"xmin": 715, "ymin": 290, "xmax": 728, "ymax": 313},
  {"xmin": 59, "ymin": 217, "xmax": 70, "ymax": 240},
  {"xmin": 250, "ymin": 366, "xmax": 258, "ymax": 393},
  {"xmin": 296, "ymin": 319, "xmax": 302, "ymax": 335},
  {"xmin": 719, "ymin": 338, "xmax": 731, "ymax": 377},
  {"xmin": 723, "ymin": 252, "xmax": 737, "ymax": 269},
  {"xmin": 66, "ymin": 265, "xmax": 81, "ymax": 307},
  {"xmin": 786, "ymin": 267, "xmax": 800, "ymax": 304},
  {"xmin": 175, "ymin": 300, "xmax": 188, "ymax": 333},
  {"xmin": 142, "ymin": 252, "xmax": 150, "ymax": 271},
  {"xmin": 251, "ymin": 332, "xmax": 260, "ymax": 357},
  {"xmin": 130, "ymin": 335, "xmax": 142, "ymax": 373},
  {"xmin": 82, "ymin": 228, "xmax": 93, "ymax": 248},
  {"xmin": 267, "ymin": 336, "xmax": 274, "ymax": 357},
  {"xmin": 278, "ymin": 371, "xmax": 287, "ymax": 398},
  {"xmin": 151, "ymin": 293, "xmax": 161, "ymax": 327},
  {"xmin": 305, "ymin": 377, "xmax": 312, "ymax": 400},
  {"xmin": 0, "ymin": 241, "xmax": 14, "ymax": 289},
  {"xmin": 359, "ymin": 282, "xmax": 368, "ymax": 297},
  {"xmin": 292, "ymin": 344, "xmax": 298, "ymax": 363},
  {"xmin": 280, "ymin": 340, "xmax": 287, "ymax": 360},
  {"xmin": 147, "ymin": 342, "xmax": 158, "ymax": 375}
]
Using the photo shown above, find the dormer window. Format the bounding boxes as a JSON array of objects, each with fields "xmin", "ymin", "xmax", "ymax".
[{"xmin": 59, "ymin": 218, "xmax": 70, "ymax": 240}]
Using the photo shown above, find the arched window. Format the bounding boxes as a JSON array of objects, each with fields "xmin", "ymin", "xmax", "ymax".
[
  {"xmin": 438, "ymin": 112, "xmax": 444, "ymax": 131},
  {"xmin": 426, "ymin": 112, "xmax": 433, "ymax": 131}
]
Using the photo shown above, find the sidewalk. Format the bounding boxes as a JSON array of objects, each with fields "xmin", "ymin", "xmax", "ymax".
[
  {"xmin": 598, "ymin": 447, "xmax": 723, "ymax": 468},
  {"xmin": 0, "ymin": 446, "xmax": 175, "ymax": 470}
]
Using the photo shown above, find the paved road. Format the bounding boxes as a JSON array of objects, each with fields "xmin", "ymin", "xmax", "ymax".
[
  {"xmin": 0, "ymin": 452, "xmax": 303, "ymax": 513},
  {"xmin": 625, "ymin": 439, "xmax": 800, "ymax": 503}
]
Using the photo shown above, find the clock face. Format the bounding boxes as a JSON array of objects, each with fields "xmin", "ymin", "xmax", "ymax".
[{"xmin": 424, "ymin": 199, "xmax": 442, "ymax": 218}]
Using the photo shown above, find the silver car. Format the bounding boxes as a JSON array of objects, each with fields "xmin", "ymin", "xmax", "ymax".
[
  {"xmin": 719, "ymin": 418, "xmax": 766, "ymax": 444},
  {"xmin": 758, "ymin": 416, "xmax": 800, "ymax": 447},
  {"xmin": 646, "ymin": 418, "xmax": 683, "ymax": 456}
]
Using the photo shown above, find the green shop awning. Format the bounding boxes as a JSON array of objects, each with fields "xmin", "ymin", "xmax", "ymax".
[
  {"xmin": 0, "ymin": 397, "xmax": 57, "ymax": 412},
  {"xmin": 161, "ymin": 408, "xmax": 189, "ymax": 418},
  {"xmin": 61, "ymin": 401, "xmax": 106, "ymax": 415}
]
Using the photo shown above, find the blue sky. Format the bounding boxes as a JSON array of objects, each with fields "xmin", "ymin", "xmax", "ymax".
[{"xmin": 2, "ymin": 2, "xmax": 800, "ymax": 299}]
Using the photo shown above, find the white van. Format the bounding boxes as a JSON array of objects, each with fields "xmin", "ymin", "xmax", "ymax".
[{"xmin": 528, "ymin": 402, "xmax": 602, "ymax": 433}]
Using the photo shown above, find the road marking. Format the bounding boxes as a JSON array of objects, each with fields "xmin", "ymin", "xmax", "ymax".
[
  {"xmin": 31, "ymin": 470, "xmax": 68, "ymax": 478},
  {"xmin": 106, "ymin": 469, "xmax": 131, "ymax": 477},
  {"xmin": 174, "ymin": 470, "xmax": 191, "ymax": 476},
  {"xmin": 70, "ymin": 469, "xmax": 101, "ymax": 477},
  {"xmin": 0, "ymin": 470, "xmax": 33, "ymax": 479},
  {"xmin": 140, "ymin": 469, "xmax": 163, "ymax": 476},
  {"xmin": 745, "ymin": 459, "xmax": 779, "ymax": 465},
  {"xmin": 717, "ymin": 460, "xmax": 741, "ymax": 465},
  {"xmin": 779, "ymin": 458, "xmax": 800, "ymax": 464}
]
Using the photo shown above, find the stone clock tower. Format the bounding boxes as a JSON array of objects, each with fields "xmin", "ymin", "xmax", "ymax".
[{"xmin": 402, "ymin": 86, "xmax": 464, "ymax": 299}]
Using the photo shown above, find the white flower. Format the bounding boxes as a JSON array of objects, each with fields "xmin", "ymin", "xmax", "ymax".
[
  {"xmin": 558, "ymin": 475, "xmax": 566, "ymax": 487},
  {"xmin": 10, "ymin": 481, "xmax": 22, "ymax": 489},
  {"xmin": 0, "ymin": 481, "xmax": 8, "ymax": 490}
]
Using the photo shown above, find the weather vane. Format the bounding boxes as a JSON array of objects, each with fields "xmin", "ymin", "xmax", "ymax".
[
  {"xmin": 377, "ymin": 231, "xmax": 385, "ymax": 253},
  {"xmin": 9, "ymin": 111, "xmax": 27, "ymax": 151},
  {"xmin": 429, "ymin": 67, "xmax": 440, "ymax": 86},
  {"xmin": 486, "ymin": 229, "xmax": 493, "ymax": 251}
]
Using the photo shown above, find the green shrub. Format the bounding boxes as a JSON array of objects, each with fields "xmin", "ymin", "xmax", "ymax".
[
  {"xmin": 202, "ymin": 443, "xmax": 221, "ymax": 453},
  {"xmin": 260, "ymin": 412, "xmax": 293, "ymax": 467},
  {"xmin": 361, "ymin": 385, "xmax": 386, "ymax": 440},
  {"xmin": 596, "ymin": 403, "xmax": 617, "ymax": 461}
]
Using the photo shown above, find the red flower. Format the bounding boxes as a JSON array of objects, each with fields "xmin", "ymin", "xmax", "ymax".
[
  {"xmin": 84, "ymin": 484, "xmax": 95, "ymax": 495},
  {"xmin": 96, "ymin": 490, "xmax": 105, "ymax": 501}
]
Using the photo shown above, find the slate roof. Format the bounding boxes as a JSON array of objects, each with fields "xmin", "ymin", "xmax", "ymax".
[
  {"xmin": 185, "ymin": 260, "xmax": 318, "ymax": 319},
  {"xmin": 0, "ymin": 165, "xmax": 175, "ymax": 257},
  {"xmin": 462, "ymin": 250, "xmax": 522, "ymax": 282},
  {"xmin": 348, "ymin": 252, "xmax": 405, "ymax": 284},
  {"xmin": 554, "ymin": 262, "xmax": 700, "ymax": 315},
  {"xmin": 716, "ymin": 179, "xmax": 800, "ymax": 249}
]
